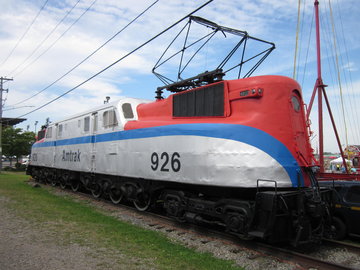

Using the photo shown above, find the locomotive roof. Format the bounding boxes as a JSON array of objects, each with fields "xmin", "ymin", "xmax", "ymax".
[{"xmin": 49, "ymin": 97, "xmax": 151, "ymax": 126}]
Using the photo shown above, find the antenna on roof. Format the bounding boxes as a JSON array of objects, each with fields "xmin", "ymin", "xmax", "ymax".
[{"xmin": 104, "ymin": 96, "xmax": 110, "ymax": 104}]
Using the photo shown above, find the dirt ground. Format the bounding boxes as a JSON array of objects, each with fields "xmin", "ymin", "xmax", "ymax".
[
  {"xmin": 0, "ymin": 192, "xmax": 295, "ymax": 270},
  {"xmin": 0, "ymin": 196, "xmax": 152, "ymax": 270}
]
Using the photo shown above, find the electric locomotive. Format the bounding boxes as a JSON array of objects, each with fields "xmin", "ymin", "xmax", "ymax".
[
  {"xmin": 28, "ymin": 16, "xmax": 332, "ymax": 246},
  {"xmin": 28, "ymin": 74, "xmax": 330, "ymax": 246}
]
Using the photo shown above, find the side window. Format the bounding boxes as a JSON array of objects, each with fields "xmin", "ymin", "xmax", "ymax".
[
  {"xmin": 58, "ymin": 124, "xmax": 63, "ymax": 137},
  {"xmin": 103, "ymin": 111, "xmax": 109, "ymax": 127},
  {"xmin": 45, "ymin": 127, "xmax": 53, "ymax": 138},
  {"xmin": 345, "ymin": 186, "xmax": 360, "ymax": 203},
  {"xmin": 84, "ymin": 116, "xmax": 90, "ymax": 132},
  {"xmin": 93, "ymin": 114, "xmax": 98, "ymax": 132},
  {"xmin": 103, "ymin": 109, "xmax": 118, "ymax": 128},
  {"xmin": 122, "ymin": 103, "xmax": 134, "ymax": 119}
]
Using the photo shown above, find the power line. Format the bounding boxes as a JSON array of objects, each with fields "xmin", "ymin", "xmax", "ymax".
[
  {"xmin": 3, "ymin": 105, "xmax": 35, "ymax": 111},
  {"xmin": 0, "ymin": 77, "xmax": 13, "ymax": 172},
  {"xmin": 14, "ymin": 0, "xmax": 213, "ymax": 120},
  {"xmin": 13, "ymin": 0, "xmax": 99, "ymax": 78},
  {"xmin": 11, "ymin": 0, "xmax": 159, "ymax": 107},
  {"xmin": 334, "ymin": 0, "xmax": 360, "ymax": 144},
  {"xmin": 0, "ymin": 0, "xmax": 49, "ymax": 68},
  {"xmin": 7, "ymin": 0, "xmax": 82, "ymax": 77}
]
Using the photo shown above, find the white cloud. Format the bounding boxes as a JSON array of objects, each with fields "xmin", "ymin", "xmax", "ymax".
[{"xmin": 342, "ymin": 62, "xmax": 357, "ymax": 72}]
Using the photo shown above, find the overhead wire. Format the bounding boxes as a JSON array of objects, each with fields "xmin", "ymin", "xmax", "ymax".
[
  {"xmin": 320, "ymin": 3, "xmax": 345, "ymax": 145},
  {"xmin": 0, "ymin": 0, "xmax": 49, "ymax": 68},
  {"xmin": 13, "ymin": 0, "xmax": 99, "ymax": 78},
  {"xmin": 335, "ymin": 0, "xmax": 360, "ymax": 143},
  {"xmin": 13, "ymin": 0, "xmax": 213, "ymax": 120},
  {"xmin": 300, "ymin": 6, "xmax": 313, "ymax": 88},
  {"xmin": 7, "ymin": 0, "xmax": 82, "ymax": 77},
  {"xmin": 328, "ymin": 0, "xmax": 349, "ymax": 149},
  {"xmin": 321, "ymin": 0, "xmax": 359, "ymax": 149},
  {"xmin": 293, "ymin": 0, "xmax": 301, "ymax": 80},
  {"xmin": 10, "ymin": 0, "xmax": 159, "ymax": 107},
  {"xmin": 295, "ymin": 0, "xmax": 307, "ymax": 82}
]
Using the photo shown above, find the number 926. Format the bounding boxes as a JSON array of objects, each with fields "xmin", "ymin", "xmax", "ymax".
[{"xmin": 151, "ymin": 152, "xmax": 181, "ymax": 172}]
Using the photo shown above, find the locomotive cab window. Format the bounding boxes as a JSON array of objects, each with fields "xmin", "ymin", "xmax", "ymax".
[
  {"xmin": 45, "ymin": 127, "xmax": 53, "ymax": 138},
  {"xmin": 291, "ymin": 91, "xmax": 301, "ymax": 112},
  {"xmin": 103, "ymin": 109, "xmax": 118, "ymax": 128},
  {"xmin": 122, "ymin": 103, "xmax": 134, "ymax": 119},
  {"xmin": 37, "ymin": 129, "xmax": 46, "ymax": 141}
]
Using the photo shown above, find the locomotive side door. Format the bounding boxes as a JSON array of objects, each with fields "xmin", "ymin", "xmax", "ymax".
[{"xmin": 91, "ymin": 112, "xmax": 98, "ymax": 173}]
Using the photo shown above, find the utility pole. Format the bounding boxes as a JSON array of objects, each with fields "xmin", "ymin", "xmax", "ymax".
[{"xmin": 0, "ymin": 77, "xmax": 13, "ymax": 172}]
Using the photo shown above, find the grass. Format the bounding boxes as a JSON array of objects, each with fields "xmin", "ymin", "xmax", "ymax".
[{"xmin": 0, "ymin": 172, "xmax": 244, "ymax": 270}]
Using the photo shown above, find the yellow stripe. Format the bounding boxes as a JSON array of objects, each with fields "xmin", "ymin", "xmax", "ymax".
[{"xmin": 335, "ymin": 205, "xmax": 360, "ymax": 211}]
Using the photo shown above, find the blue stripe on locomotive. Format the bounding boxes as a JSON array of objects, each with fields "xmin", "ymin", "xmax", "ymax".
[{"xmin": 32, "ymin": 123, "xmax": 304, "ymax": 187}]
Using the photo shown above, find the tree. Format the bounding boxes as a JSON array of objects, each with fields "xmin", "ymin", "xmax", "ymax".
[{"xmin": 1, "ymin": 126, "xmax": 35, "ymax": 165}]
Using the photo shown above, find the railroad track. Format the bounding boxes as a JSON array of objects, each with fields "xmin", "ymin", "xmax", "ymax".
[
  {"xmin": 240, "ymin": 241, "xmax": 359, "ymax": 270},
  {"xmin": 32, "ymin": 179, "xmax": 360, "ymax": 270},
  {"xmin": 323, "ymin": 239, "xmax": 360, "ymax": 255}
]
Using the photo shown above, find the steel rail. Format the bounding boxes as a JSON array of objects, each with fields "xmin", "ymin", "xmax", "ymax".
[
  {"xmin": 241, "ymin": 241, "xmax": 358, "ymax": 270},
  {"xmin": 323, "ymin": 239, "xmax": 360, "ymax": 255}
]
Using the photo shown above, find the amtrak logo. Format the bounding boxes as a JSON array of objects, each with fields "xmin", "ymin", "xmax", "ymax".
[{"xmin": 62, "ymin": 149, "xmax": 81, "ymax": 162}]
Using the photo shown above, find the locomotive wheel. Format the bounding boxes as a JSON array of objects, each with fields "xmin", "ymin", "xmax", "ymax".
[
  {"xmin": 45, "ymin": 175, "xmax": 52, "ymax": 185},
  {"xmin": 32, "ymin": 169, "xmax": 39, "ymax": 182},
  {"xmin": 109, "ymin": 188, "xmax": 123, "ymax": 204},
  {"xmin": 332, "ymin": 217, "xmax": 347, "ymax": 240},
  {"xmin": 60, "ymin": 173, "xmax": 70, "ymax": 189},
  {"xmin": 38, "ymin": 170, "xmax": 45, "ymax": 183},
  {"xmin": 225, "ymin": 212, "xmax": 243, "ymax": 233},
  {"xmin": 164, "ymin": 194, "xmax": 185, "ymax": 222},
  {"xmin": 59, "ymin": 180, "xmax": 67, "ymax": 189},
  {"xmin": 70, "ymin": 180, "xmax": 80, "ymax": 192},
  {"xmin": 134, "ymin": 192, "xmax": 151, "ymax": 211},
  {"xmin": 50, "ymin": 173, "xmax": 58, "ymax": 187},
  {"xmin": 48, "ymin": 173, "xmax": 56, "ymax": 186},
  {"xmin": 91, "ymin": 183, "xmax": 102, "ymax": 199}
]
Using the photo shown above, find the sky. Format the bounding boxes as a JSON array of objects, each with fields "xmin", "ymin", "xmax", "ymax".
[{"xmin": 0, "ymin": 0, "xmax": 359, "ymax": 153}]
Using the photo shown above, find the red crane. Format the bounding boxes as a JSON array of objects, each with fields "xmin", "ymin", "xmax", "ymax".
[{"xmin": 306, "ymin": 0, "xmax": 349, "ymax": 175}]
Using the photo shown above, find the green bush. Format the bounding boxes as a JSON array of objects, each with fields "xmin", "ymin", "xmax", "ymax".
[{"xmin": 2, "ymin": 165, "xmax": 26, "ymax": 172}]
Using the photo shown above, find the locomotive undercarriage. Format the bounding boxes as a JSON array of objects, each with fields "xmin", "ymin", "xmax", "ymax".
[{"xmin": 27, "ymin": 165, "xmax": 330, "ymax": 246}]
